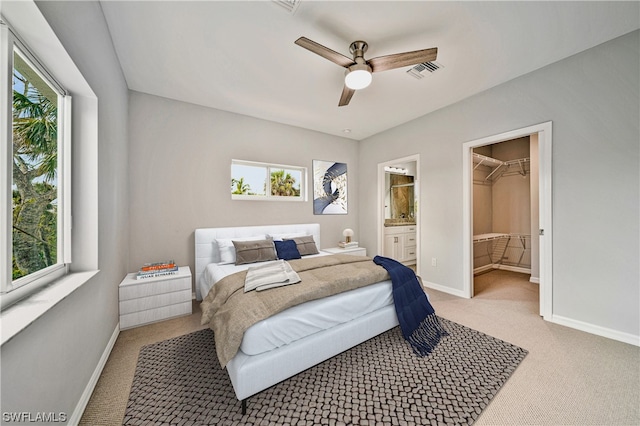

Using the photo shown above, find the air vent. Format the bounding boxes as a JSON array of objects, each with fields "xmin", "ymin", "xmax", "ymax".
[
  {"xmin": 406, "ymin": 61, "xmax": 444, "ymax": 79},
  {"xmin": 272, "ymin": 0, "xmax": 301, "ymax": 14}
]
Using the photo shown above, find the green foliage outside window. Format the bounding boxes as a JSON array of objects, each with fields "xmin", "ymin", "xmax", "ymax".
[
  {"xmin": 270, "ymin": 169, "xmax": 300, "ymax": 197},
  {"xmin": 12, "ymin": 64, "xmax": 58, "ymax": 280}
]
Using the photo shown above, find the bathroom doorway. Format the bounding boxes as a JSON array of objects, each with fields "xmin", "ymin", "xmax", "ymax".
[{"xmin": 377, "ymin": 154, "xmax": 420, "ymax": 275}]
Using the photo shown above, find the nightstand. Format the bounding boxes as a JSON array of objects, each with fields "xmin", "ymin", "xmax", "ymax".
[
  {"xmin": 323, "ymin": 246, "xmax": 367, "ymax": 256},
  {"xmin": 119, "ymin": 266, "xmax": 192, "ymax": 330}
]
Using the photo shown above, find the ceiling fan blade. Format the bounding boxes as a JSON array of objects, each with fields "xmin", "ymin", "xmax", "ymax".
[
  {"xmin": 368, "ymin": 47, "xmax": 438, "ymax": 73},
  {"xmin": 295, "ymin": 37, "xmax": 354, "ymax": 68},
  {"xmin": 338, "ymin": 85, "xmax": 355, "ymax": 107}
]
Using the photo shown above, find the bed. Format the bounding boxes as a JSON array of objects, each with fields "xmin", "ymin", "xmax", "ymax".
[{"xmin": 194, "ymin": 223, "xmax": 399, "ymax": 413}]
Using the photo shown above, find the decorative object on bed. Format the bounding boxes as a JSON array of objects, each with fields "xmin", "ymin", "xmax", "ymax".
[
  {"xmin": 123, "ymin": 320, "xmax": 528, "ymax": 424},
  {"xmin": 243, "ymin": 260, "xmax": 301, "ymax": 292},
  {"xmin": 273, "ymin": 239, "xmax": 301, "ymax": 260},
  {"xmin": 232, "ymin": 238, "xmax": 277, "ymax": 265},
  {"xmin": 313, "ymin": 160, "xmax": 347, "ymax": 214},
  {"xmin": 216, "ymin": 235, "xmax": 266, "ymax": 265},
  {"xmin": 374, "ymin": 255, "xmax": 448, "ymax": 355},
  {"xmin": 285, "ymin": 234, "xmax": 319, "ymax": 255}
]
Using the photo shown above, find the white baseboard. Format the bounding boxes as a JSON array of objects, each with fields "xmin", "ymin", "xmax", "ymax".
[
  {"xmin": 473, "ymin": 264, "xmax": 494, "ymax": 275},
  {"xmin": 494, "ymin": 264, "xmax": 531, "ymax": 274},
  {"xmin": 551, "ymin": 315, "xmax": 640, "ymax": 347},
  {"xmin": 69, "ymin": 323, "xmax": 120, "ymax": 425},
  {"xmin": 529, "ymin": 276, "xmax": 540, "ymax": 284},
  {"xmin": 422, "ymin": 280, "xmax": 468, "ymax": 298}
]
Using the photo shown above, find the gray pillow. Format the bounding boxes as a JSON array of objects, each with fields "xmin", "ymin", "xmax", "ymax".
[
  {"xmin": 233, "ymin": 238, "xmax": 277, "ymax": 265},
  {"xmin": 286, "ymin": 235, "xmax": 319, "ymax": 256}
]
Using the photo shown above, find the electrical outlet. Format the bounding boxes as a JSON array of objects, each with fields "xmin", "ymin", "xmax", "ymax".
[{"xmin": 431, "ymin": 257, "xmax": 437, "ymax": 267}]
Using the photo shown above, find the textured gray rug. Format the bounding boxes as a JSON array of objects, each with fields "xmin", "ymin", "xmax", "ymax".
[{"xmin": 123, "ymin": 318, "xmax": 527, "ymax": 425}]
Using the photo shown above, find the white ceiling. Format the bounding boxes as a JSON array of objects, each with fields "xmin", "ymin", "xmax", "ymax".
[{"xmin": 100, "ymin": 1, "xmax": 639, "ymax": 140}]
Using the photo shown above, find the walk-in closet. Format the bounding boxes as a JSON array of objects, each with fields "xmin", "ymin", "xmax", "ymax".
[{"xmin": 472, "ymin": 136, "xmax": 539, "ymax": 296}]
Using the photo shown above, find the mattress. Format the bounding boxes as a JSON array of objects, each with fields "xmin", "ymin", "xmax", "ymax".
[
  {"xmin": 240, "ymin": 280, "xmax": 393, "ymax": 355},
  {"xmin": 201, "ymin": 255, "xmax": 394, "ymax": 356}
]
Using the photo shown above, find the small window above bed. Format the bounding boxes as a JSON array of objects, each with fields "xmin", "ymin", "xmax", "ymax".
[{"xmin": 231, "ymin": 159, "xmax": 307, "ymax": 202}]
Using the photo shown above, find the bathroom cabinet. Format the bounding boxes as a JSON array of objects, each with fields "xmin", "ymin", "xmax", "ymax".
[{"xmin": 383, "ymin": 225, "xmax": 417, "ymax": 265}]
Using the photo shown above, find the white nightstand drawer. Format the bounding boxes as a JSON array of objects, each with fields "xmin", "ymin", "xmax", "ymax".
[
  {"xmin": 119, "ymin": 266, "xmax": 191, "ymax": 300},
  {"xmin": 119, "ymin": 288, "xmax": 192, "ymax": 315},
  {"xmin": 120, "ymin": 301, "xmax": 192, "ymax": 330}
]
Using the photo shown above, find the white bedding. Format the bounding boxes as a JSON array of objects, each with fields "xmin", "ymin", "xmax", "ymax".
[
  {"xmin": 241, "ymin": 280, "xmax": 393, "ymax": 355},
  {"xmin": 201, "ymin": 252, "xmax": 394, "ymax": 356}
]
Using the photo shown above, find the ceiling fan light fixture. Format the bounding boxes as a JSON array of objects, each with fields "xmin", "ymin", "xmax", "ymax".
[{"xmin": 344, "ymin": 64, "xmax": 372, "ymax": 90}]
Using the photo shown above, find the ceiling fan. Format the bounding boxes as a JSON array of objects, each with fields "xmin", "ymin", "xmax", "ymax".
[{"xmin": 294, "ymin": 37, "xmax": 438, "ymax": 107}]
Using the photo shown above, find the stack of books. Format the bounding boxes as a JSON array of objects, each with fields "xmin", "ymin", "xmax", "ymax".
[
  {"xmin": 338, "ymin": 241, "xmax": 359, "ymax": 249},
  {"xmin": 136, "ymin": 260, "xmax": 178, "ymax": 280}
]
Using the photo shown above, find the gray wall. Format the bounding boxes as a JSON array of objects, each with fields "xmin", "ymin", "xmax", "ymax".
[
  {"xmin": 0, "ymin": 1, "xmax": 129, "ymax": 421},
  {"xmin": 128, "ymin": 91, "xmax": 359, "ymax": 283},
  {"xmin": 358, "ymin": 30, "xmax": 639, "ymax": 338}
]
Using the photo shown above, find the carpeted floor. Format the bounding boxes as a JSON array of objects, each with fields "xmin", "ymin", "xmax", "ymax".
[
  {"xmin": 81, "ymin": 270, "xmax": 640, "ymax": 425},
  {"xmin": 123, "ymin": 318, "xmax": 527, "ymax": 425}
]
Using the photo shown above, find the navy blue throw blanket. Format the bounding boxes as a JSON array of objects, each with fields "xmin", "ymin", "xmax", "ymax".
[{"xmin": 374, "ymin": 255, "xmax": 448, "ymax": 356}]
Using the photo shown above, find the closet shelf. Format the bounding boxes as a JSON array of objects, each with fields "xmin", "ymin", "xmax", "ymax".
[
  {"xmin": 473, "ymin": 233, "xmax": 531, "ymax": 268},
  {"xmin": 473, "ymin": 153, "xmax": 530, "ymax": 184},
  {"xmin": 473, "ymin": 233, "xmax": 509, "ymax": 242}
]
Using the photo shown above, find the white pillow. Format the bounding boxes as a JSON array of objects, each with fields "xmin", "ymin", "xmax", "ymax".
[
  {"xmin": 268, "ymin": 232, "xmax": 308, "ymax": 241},
  {"xmin": 215, "ymin": 235, "xmax": 266, "ymax": 264}
]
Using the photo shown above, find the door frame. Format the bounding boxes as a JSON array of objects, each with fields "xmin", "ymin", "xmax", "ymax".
[
  {"xmin": 462, "ymin": 122, "xmax": 553, "ymax": 320},
  {"xmin": 378, "ymin": 154, "xmax": 421, "ymax": 276}
]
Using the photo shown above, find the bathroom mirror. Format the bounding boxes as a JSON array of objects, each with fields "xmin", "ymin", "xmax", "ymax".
[{"xmin": 384, "ymin": 172, "xmax": 415, "ymax": 220}]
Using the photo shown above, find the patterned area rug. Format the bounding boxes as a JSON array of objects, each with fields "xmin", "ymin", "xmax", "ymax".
[{"xmin": 123, "ymin": 318, "xmax": 527, "ymax": 425}]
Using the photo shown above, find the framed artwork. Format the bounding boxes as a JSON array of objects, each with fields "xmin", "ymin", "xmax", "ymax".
[{"xmin": 313, "ymin": 160, "xmax": 347, "ymax": 215}]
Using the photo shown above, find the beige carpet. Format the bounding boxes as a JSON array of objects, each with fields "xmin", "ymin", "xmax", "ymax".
[{"xmin": 81, "ymin": 270, "xmax": 640, "ymax": 425}]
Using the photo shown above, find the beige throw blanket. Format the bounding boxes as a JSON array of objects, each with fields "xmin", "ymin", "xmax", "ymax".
[
  {"xmin": 200, "ymin": 254, "xmax": 390, "ymax": 367},
  {"xmin": 243, "ymin": 260, "xmax": 301, "ymax": 292}
]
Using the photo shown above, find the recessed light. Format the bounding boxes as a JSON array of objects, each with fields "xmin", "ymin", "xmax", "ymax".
[{"xmin": 343, "ymin": 128, "xmax": 352, "ymax": 133}]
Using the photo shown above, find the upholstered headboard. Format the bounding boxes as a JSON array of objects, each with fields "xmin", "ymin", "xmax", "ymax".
[{"xmin": 194, "ymin": 223, "xmax": 321, "ymax": 299}]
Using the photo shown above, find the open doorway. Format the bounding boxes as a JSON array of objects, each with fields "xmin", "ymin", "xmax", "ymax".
[
  {"xmin": 378, "ymin": 154, "xmax": 420, "ymax": 275},
  {"xmin": 471, "ymin": 137, "xmax": 538, "ymax": 305},
  {"xmin": 462, "ymin": 122, "xmax": 553, "ymax": 320}
]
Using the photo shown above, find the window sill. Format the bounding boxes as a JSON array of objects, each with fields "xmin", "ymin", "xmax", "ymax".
[{"xmin": 0, "ymin": 270, "xmax": 99, "ymax": 346}]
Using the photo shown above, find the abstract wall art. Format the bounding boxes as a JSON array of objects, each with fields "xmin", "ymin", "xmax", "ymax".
[{"xmin": 313, "ymin": 160, "xmax": 347, "ymax": 215}]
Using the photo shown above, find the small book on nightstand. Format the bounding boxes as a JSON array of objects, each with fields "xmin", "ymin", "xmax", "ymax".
[
  {"xmin": 338, "ymin": 241, "xmax": 359, "ymax": 248},
  {"xmin": 136, "ymin": 260, "xmax": 179, "ymax": 280}
]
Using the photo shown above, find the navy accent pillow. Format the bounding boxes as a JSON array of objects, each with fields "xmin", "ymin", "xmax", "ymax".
[{"xmin": 275, "ymin": 239, "xmax": 301, "ymax": 260}]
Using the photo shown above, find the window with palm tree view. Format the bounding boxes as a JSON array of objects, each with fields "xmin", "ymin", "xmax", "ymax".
[
  {"xmin": 231, "ymin": 160, "xmax": 306, "ymax": 201},
  {"xmin": 9, "ymin": 46, "xmax": 65, "ymax": 286}
]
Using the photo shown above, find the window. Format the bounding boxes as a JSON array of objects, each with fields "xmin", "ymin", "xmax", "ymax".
[
  {"xmin": 231, "ymin": 160, "xmax": 307, "ymax": 201},
  {"xmin": 1, "ymin": 20, "xmax": 71, "ymax": 296}
]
